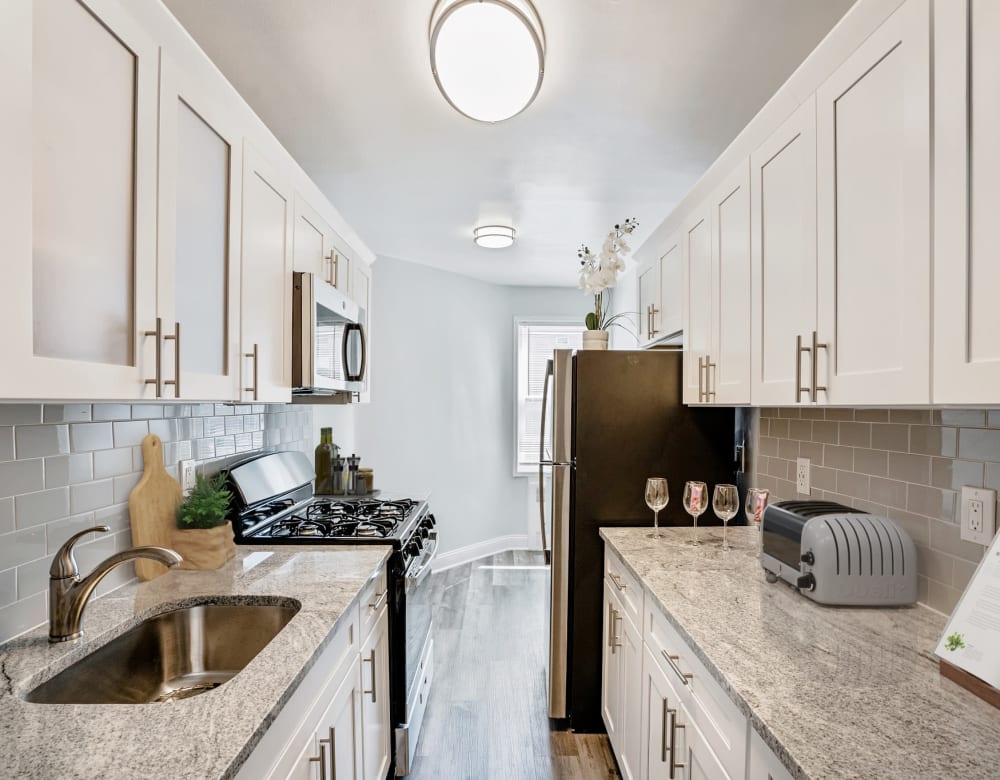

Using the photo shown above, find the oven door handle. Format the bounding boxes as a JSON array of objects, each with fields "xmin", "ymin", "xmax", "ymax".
[{"xmin": 405, "ymin": 538, "xmax": 438, "ymax": 590}]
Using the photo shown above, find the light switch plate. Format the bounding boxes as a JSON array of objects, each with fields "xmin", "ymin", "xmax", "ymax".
[
  {"xmin": 961, "ymin": 485, "xmax": 996, "ymax": 545},
  {"xmin": 796, "ymin": 458, "xmax": 810, "ymax": 495}
]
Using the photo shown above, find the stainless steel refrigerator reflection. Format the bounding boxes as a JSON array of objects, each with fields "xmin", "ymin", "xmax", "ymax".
[{"xmin": 540, "ymin": 349, "xmax": 737, "ymax": 731}]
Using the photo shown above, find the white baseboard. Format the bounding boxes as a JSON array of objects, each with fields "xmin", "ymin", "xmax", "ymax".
[{"xmin": 431, "ymin": 534, "xmax": 533, "ymax": 573}]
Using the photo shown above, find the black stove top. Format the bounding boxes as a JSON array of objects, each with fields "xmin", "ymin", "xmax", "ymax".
[{"xmin": 255, "ymin": 498, "xmax": 418, "ymax": 540}]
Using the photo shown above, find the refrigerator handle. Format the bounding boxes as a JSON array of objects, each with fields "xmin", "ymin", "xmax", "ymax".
[{"xmin": 538, "ymin": 358, "xmax": 554, "ymax": 564}]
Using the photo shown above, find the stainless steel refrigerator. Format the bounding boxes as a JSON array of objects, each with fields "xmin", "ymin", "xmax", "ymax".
[{"xmin": 540, "ymin": 349, "xmax": 739, "ymax": 731}]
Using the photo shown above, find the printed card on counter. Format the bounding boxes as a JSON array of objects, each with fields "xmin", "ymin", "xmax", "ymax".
[{"xmin": 935, "ymin": 528, "xmax": 1000, "ymax": 689}]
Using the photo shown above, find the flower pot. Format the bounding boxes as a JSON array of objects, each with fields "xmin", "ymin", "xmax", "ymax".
[
  {"xmin": 582, "ymin": 330, "xmax": 610, "ymax": 351},
  {"xmin": 171, "ymin": 523, "xmax": 236, "ymax": 571}
]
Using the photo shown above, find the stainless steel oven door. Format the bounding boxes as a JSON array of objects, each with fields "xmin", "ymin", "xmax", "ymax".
[{"xmin": 404, "ymin": 533, "xmax": 436, "ymax": 703}]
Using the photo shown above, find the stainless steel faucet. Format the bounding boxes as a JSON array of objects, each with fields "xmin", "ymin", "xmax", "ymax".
[{"xmin": 48, "ymin": 525, "xmax": 182, "ymax": 643}]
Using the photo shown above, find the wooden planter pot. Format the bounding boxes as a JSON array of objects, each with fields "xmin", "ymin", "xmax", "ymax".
[{"xmin": 171, "ymin": 523, "xmax": 236, "ymax": 571}]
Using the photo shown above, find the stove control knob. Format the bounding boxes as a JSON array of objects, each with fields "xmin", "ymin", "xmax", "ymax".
[
  {"xmin": 419, "ymin": 527, "xmax": 429, "ymax": 540},
  {"xmin": 407, "ymin": 541, "xmax": 421, "ymax": 557},
  {"xmin": 425, "ymin": 514, "xmax": 436, "ymax": 528}
]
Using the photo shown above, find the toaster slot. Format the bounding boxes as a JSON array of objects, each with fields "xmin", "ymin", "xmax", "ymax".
[
  {"xmin": 862, "ymin": 515, "xmax": 888, "ymax": 576},
  {"xmin": 825, "ymin": 518, "xmax": 848, "ymax": 574},
  {"xmin": 855, "ymin": 517, "xmax": 876, "ymax": 576}
]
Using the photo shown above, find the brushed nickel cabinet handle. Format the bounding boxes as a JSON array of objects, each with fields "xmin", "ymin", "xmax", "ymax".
[
  {"xmin": 369, "ymin": 590, "xmax": 387, "ymax": 611},
  {"xmin": 812, "ymin": 330, "xmax": 828, "ymax": 402},
  {"xmin": 144, "ymin": 317, "xmax": 163, "ymax": 398},
  {"xmin": 650, "ymin": 304, "xmax": 659, "ymax": 337},
  {"xmin": 319, "ymin": 727, "xmax": 336, "ymax": 780},
  {"xmin": 309, "ymin": 741, "xmax": 327, "ymax": 780},
  {"xmin": 661, "ymin": 649, "xmax": 693, "ymax": 686},
  {"xmin": 661, "ymin": 696, "xmax": 669, "ymax": 763},
  {"xmin": 668, "ymin": 708, "xmax": 685, "ymax": 779},
  {"xmin": 244, "ymin": 343, "xmax": 259, "ymax": 400},
  {"xmin": 363, "ymin": 648, "xmax": 377, "ymax": 702},
  {"xmin": 612, "ymin": 609, "xmax": 622, "ymax": 652},
  {"xmin": 163, "ymin": 321, "xmax": 180, "ymax": 398},
  {"xmin": 706, "ymin": 356, "xmax": 717, "ymax": 401},
  {"xmin": 609, "ymin": 572, "xmax": 626, "ymax": 592},
  {"xmin": 795, "ymin": 334, "xmax": 812, "ymax": 402}
]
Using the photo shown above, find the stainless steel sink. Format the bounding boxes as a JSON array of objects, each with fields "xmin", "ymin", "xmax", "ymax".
[{"xmin": 26, "ymin": 602, "xmax": 299, "ymax": 704}]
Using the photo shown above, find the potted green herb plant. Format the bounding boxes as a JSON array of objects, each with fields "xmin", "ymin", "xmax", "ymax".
[{"xmin": 172, "ymin": 472, "xmax": 236, "ymax": 570}]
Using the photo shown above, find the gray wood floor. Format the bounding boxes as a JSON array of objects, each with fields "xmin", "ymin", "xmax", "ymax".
[{"xmin": 409, "ymin": 550, "xmax": 621, "ymax": 780}]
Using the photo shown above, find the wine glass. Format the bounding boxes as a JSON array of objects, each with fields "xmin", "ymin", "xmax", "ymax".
[
  {"xmin": 645, "ymin": 478, "xmax": 669, "ymax": 538},
  {"xmin": 682, "ymin": 481, "xmax": 708, "ymax": 544},
  {"xmin": 712, "ymin": 484, "xmax": 739, "ymax": 550},
  {"xmin": 746, "ymin": 488, "xmax": 769, "ymax": 550}
]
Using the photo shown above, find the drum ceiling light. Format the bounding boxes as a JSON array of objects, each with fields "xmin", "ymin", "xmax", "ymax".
[
  {"xmin": 429, "ymin": 0, "xmax": 545, "ymax": 123},
  {"xmin": 474, "ymin": 225, "xmax": 516, "ymax": 249}
]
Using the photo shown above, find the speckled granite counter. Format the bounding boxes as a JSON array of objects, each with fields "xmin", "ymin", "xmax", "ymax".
[
  {"xmin": 0, "ymin": 545, "xmax": 391, "ymax": 780},
  {"xmin": 600, "ymin": 526, "xmax": 1000, "ymax": 779}
]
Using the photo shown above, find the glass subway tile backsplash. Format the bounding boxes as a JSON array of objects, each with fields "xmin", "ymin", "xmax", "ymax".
[
  {"xmin": 0, "ymin": 402, "xmax": 312, "ymax": 644},
  {"xmin": 754, "ymin": 407, "xmax": 998, "ymax": 616}
]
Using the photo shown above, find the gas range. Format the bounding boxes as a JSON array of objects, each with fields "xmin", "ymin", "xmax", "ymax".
[{"xmin": 224, "ymin": 450, "xmax": 438, "ymax": 777}]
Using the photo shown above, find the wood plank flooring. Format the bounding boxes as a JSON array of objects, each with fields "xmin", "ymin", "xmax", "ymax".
[{"xmin": 409, "ymin": 550, "xmax": 621, "ymax": 780}]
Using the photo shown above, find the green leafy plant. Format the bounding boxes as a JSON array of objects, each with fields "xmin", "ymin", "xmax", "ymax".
[
  {"xmin": 944, "ymin": 632, "xmax": 966, "ymax": 652},
  {"xmin": 177, "ymin": 472, "xmax": 232, "ymax": 529}
]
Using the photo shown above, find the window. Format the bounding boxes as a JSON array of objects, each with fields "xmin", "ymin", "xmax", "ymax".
[{"xmin": 515, "ymin": 320, "xmax": 584, "ymax": 474}]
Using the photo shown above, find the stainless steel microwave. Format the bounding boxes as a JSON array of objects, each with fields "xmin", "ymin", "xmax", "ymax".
[{"xmin": 291, "ymin": 271, "xmax": 367, "ymax": 396}]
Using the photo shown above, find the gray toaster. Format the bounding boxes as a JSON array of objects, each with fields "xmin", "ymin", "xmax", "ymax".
[{"xmin": 760, "ymin": 500, "xmax": 918, "ymax": 606}]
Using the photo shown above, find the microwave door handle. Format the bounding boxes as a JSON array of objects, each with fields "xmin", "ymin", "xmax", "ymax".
[
  {"xmin": 354, "ymin": 323, "xmax": 367, "ymax": 382},
  {"xmin": 538, "ymin": 359, "xmax": 553, "ymax": 562},
  {"xmin": 342, "ymin": 323, "xmax": 367, "ymax": 383}
]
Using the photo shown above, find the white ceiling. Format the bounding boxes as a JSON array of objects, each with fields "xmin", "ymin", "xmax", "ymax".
[{"xmin": 163, "ymin": 0, "xmax": 855, "ymax": 287}]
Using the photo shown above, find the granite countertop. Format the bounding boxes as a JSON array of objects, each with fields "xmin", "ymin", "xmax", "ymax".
[
  {"xmin": 0, "ymin": 545, "xmax": 391, "ymax": 780},
  {"xmin": 600, "ymin": 526, "xmax": 1000, "ymax": 780}
]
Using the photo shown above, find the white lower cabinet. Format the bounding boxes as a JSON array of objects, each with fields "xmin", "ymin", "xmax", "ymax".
[
  {"xmin": 601, "ymin": 579, "xmax": 642, "ymax": 780},
  {"xmin": 747, "ymin": 729, "xmax": 794, "ymax": 780},
  {"xmin": 238, "ymin": 568, "xmax": 391, "ymax": 780}
]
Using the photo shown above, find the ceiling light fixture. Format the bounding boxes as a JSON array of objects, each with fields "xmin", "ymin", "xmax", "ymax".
[
  {"xmin": 429, "ymin": 0, "xmax": 545, "ymax": 123},
  {"xmin": 474, "ymin": 225, "xmax": 516, "ymax": 249}
]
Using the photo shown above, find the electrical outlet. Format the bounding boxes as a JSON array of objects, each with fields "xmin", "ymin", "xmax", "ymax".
[
  {"xmin": 180, "ymin": 459, "xmax": 197, "ymax": 497},
  {"xmin": 796, "ymin": 457, "xmax": 810, "ymax": 495},
  {"xmin": 961, "ymin": 486, "xmax": 996, "ymax": 545}
]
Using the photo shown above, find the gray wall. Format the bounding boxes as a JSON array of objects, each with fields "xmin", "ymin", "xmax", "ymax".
[
  {"xmin": 354, "ymin": 256, "xmax": 587, "ymax": 558},
  {"xmin": 0, "ymin": 402, "xmax": 312, "ymax": 644},
  {"xmin": 754, "ymin": 407, "xmax": 998, "ymax": 614}
]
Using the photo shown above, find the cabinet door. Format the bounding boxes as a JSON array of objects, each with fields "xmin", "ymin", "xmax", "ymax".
[
  {"xmin": 0, "ymin": 0, "xmax": 159, "ymax": 399},
  {"xmin": 638, "ymin": 263, "xmax": 660, "ymax": 345},
  {"xmin": 933, "ymin": 0, "xmax": 1000, "ymax": 402},
  {"xmin": 750, "ymin": 98, "xmax": 818, "ymax": 406},
  {"xmin": 658, "ymin": 235, "xmax": 683, "ymax": 338},
  {"xmin": 746, "ymin": 728, "xmax": 794, "ymax": 780},
  {"xmin": 157, "ymin": 56, "xmax": 242, "ymax": 401},
  {"xmin": 817, "ymin": 0, "xmax": 931, "ymax": 404},
  {"xmin": 677, "ymin": 713, "xmax": 731, "ymax": 780},
  {"xmin": 641, "ymin": 645, "xmax": 678, "ymax": 780},
  {"xmin": 360, "ymin": 607, "xmax": 391, "ymax": 780},
  {"xmin": 240, "ymin": 142, "xmax": 292, "ymax": 403},
  {"xmin": 601, "ymin": 583, "xmax": 623, "ymax": 749},
  {"xmin": 683, "ymin": 206, "xmax": 713, "ymax": 405},
  {"xmin": 320, "ymin": 655, "xmax": 364, "ymax": 780},
  {"xmin": 293, "ymin": 196, "xmax": 351, "ymax": 294},
  {"xmin": 286, "ymin": 733, "xmax": 326, "ymax": 780},
  {"xmin": 618, "ymin": 611, "xmax": 642, "ymax": 780},
  {"xmin": 711, "ymin": 161, "xmax": 752, "ymax": 405}
]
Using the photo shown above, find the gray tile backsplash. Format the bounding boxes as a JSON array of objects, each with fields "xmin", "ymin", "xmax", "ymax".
[
  {"xmin": 0, "ymin": 402, "xmax": 313, "ymax": 645},
  {"xmin": 754, "ymin": 407, "xmax": 999, "ymax": 616}
]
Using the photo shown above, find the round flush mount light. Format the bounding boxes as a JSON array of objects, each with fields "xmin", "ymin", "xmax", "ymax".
[
  {"xmin": 474, "ymin": 225, "xmax": 516, "ymax": 249},
  {"xmin": 429, "ymin": 0, "xmax": 545, "ymax": 123}
]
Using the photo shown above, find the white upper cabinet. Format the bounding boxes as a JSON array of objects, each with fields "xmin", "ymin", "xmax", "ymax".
[
  {"xmin": 240, "ymin": 143, "xmax": 292, "ymax": 403},
  {"xmin": 658, "ymin": 237, "xmax": 683, "ymax": 339},
  {"xmin": 816, "ymin": 0, "xmax": 931, "ymax": 405},
  {"xmin": 683, "ymin": 206, "xmax": 713, "ymax": 404},
  {"xmin": 157, "ymin": 55, "xmax": 243, "ymax": 401},
  {"xmin": 638, "ymin": 261, "xmax": 660, "ymax": 345},
  {"xmin": 293, "ymin": 195, "xmax": 351, "ymax": 296},
  {"xmin": 933, "ymin": 0, "xmax": 1000, "ymax": 403},
  {"xmin": 750, "ymin": 98, "xmax": 818, "ymax": 407},
  {"xmin": 0, "ymin": 0, "xmax": 159, "ymax": 400}
]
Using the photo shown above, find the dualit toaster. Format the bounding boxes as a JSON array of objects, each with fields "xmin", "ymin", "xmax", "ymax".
[{"xmin": 761, "ymin": 500, "xmax": 917, "ymax": 606}]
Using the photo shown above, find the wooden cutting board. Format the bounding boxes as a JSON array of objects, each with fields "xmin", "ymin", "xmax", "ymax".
[{"xmin": 128, "ymin": 433, "xmax": 182, "ymax": 580}]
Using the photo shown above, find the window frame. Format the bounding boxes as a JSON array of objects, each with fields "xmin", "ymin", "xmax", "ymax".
[{"xmin": 512, "ymin": 316, "xmax": 585, "ymax": 476}]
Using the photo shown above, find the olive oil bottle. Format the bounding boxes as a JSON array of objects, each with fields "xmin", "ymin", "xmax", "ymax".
[{"xmin": 315, "ymin": 427, "xmax": 334, "ymax": 495}]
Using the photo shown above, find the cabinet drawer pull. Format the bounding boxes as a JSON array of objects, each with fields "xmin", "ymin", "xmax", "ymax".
[
  {"xmin": 811, "ymin": 330, "xmax": 828, "ymax": 402},
  {"xmin": 660, "ymin": 649, "xmax": 693, "ymax": 686},
  {"xmin": 649, "ymin": 304, "xmax": 659, "ymax": 337},
  {"xmin": 611, "ymin": 609, "xmax": 622, "ymax": 653},
  {"xmin": 609, "ymin": 572, "xmax": 626, "ymax": 592},
  {"xmin": 369, "ymin": 590, "xmax": 387, "ymax": 611},
  {"xmin": 144, "ymin": 317, "xmax": 163, "ymax": 398},
  {"xmin": 661, "ymin": 696, "xmax": 669, "ymax": 763},
  {"xmin": 363, "ymin": 648, "xmax": 377, "ymax": 702},
  {"xmin": 668, "ymin": 707, "xmax": 685, "ymax": 779},
  {"xmin": 706, "ymin": 356, "xmax": 716, "ymax": 401},
  {"xmin": 795, "ymin": 334, "xmax": 812, "ymax": 402},
  {"xmin": 244, "ymin": 343, "xmax": 259, "ymax": 400},
  {"xmin": 163, "ymin": 321, "xmax": 180, "ymax": 399},
  {"xmin": 319, "ymin": 727, "xmax": 336, "ymax": 780},
  {"xmin": 309, "ymin": 741, "xmax": 327, "ymax": 780}
]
